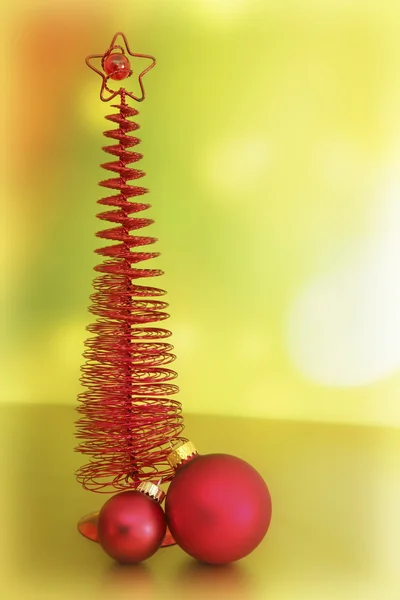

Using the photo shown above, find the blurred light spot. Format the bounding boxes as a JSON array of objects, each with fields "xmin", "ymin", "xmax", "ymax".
[
  {"xmin": 172, "ymin": 322, "xmax": 200, "ymax": 353},
  {"xmin": 79, "ymin": 81, "xmax": 109, "ymax": 132},
  {"xmin": 205, "ymin": 136, "xmax": 269, "ymax": 198},
  {"xmin": 198, "ymin": 0, "xmax": 249, "ymax": 17},
  {"xmin": 237, "ymin": 330, "xmax": 271, "ymax": 362},
  {"xmin": 286, "ymin": 165, "xmax": 400, "ymax": 387},
  {"xmin": 51, "ymin": 321, "xmax": 86, "ymax": 368},
  {"xmin": 314, "ymin": 138, "xmax": 365, "ymax": 185}
]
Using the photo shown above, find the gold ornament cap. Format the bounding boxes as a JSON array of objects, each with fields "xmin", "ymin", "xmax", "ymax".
[
  {"xmin": 136, "ymin": 481, "xmax": 165, "ymax": 504},
  {"xmin": 167, "ymin": 440, "xmax": 198, "ymax": 469}
]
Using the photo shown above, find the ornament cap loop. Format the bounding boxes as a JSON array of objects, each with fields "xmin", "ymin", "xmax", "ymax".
[
  {"xmin": 136, "ymin": 481, "xmax": 165, "ymax": 504},
  {"xmin": 167, "ymin": 441, "xmax": 198, "ymax": 469}
]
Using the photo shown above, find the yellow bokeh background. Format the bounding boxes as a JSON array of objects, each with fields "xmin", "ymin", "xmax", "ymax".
[
  {"xmin": 0, "ymin": 3, "xmax": 400, "ymax": 599},
  {"xmin": 2, "ymin": 0, "xmax": 400, "ymax": 428}
]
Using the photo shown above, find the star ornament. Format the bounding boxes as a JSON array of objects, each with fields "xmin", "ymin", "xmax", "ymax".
[{"xmin": 85, "ymin": 32, "xmax": 156, "ymax": 102}]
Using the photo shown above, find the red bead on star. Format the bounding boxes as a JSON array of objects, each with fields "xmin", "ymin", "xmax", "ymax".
[
  {"xmin": 103, "ymin": 53, "xmax": 131, "ymax": 81},
  {"xmin": 85, "ymin": 32, "xmax": 156, "ymax": 102}
]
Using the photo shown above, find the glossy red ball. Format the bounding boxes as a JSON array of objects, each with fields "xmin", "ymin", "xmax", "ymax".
[
  {"xmin": 165, "ymin": 454, "xmax": 272, "ymax": 564},
  {"xmin": 103, "ymin": 53, "xmax": 131, "ymax": 80},
  {"xmin": 97, "ymin": 491, "xmax": 166, "ymax": 563}
]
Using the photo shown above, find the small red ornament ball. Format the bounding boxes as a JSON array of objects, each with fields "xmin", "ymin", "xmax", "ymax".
[
  {"xmin": 97, "ymin": 491, "xmax": 166, "ymax": 563},
  {"xmin": 103, "ymin": 53, "xmax": 131, "ymax": 80},
  {"xmin": 165, "ymin": 454, "xmax": 272, "ymax": 565}
]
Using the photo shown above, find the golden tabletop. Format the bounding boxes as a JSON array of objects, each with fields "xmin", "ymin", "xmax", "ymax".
[{"xmin": 0, "ymin": 404, "xmax": 399, "ymax": 600}]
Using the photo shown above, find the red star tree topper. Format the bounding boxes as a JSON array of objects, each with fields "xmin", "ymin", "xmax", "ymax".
[{"xmin": 85, "ymin": 31, "xmax": 156, "ymax": 102}]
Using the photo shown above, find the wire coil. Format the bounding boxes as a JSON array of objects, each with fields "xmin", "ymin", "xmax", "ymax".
[{"xmin": 75, "ymin": 95, "xmax": 186, "ymax": 492}]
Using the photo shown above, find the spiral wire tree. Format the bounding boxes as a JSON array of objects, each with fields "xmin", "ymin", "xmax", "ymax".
[{"xmin": 75, "ymin": 33, "xmax": 186, "ymax": 493}]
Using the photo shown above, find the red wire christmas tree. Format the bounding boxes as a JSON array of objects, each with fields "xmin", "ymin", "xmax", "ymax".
[{"xmin": 75, "ymin": 32, "xmax": 186, "ymax": 493}]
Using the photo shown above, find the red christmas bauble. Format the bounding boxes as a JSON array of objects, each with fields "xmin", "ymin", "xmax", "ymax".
[
  {"xmin": 97, "ymin": 490, "xmax": 166, "ymax": 563},
  {"xmin": 103, "ymin": 53, "xmax": 131, "ymax": 80},
  {"xmin": 165, "ymin": 453, "xmax": 272, "ymax": 564}
]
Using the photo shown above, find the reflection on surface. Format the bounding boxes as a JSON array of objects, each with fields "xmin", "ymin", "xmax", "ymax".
[
  {"xmin": 102, "ymin": 560, "xmax": 252, "ymax": 600},
  {"xmin": 176, "ymin": 560, "xmax": 251, "ymax": 599},
  {"xmin": 103, "ymin": 563, "xmax": 155, "ymax": 600}
]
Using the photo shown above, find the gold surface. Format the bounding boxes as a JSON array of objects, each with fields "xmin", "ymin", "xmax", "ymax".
[
  {"xmin": 167, "ymin": 441, "xmax": 198, "ymax": 469},
  {"xmin": 0, "ymin": 404, "xmax": 399, "ymax": 600}
]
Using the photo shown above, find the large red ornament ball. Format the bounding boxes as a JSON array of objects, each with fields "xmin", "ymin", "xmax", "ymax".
[
  {"xmin": 97, "ymin": 490, "xmax": 166, "ymax": 563},
  {"xmin": 165, "ymin": 454, "xmax": 272, "ymax": 565},
  {"xmin": 103, "ymin": 52, "xmax": 131, "ymax": 80}
]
